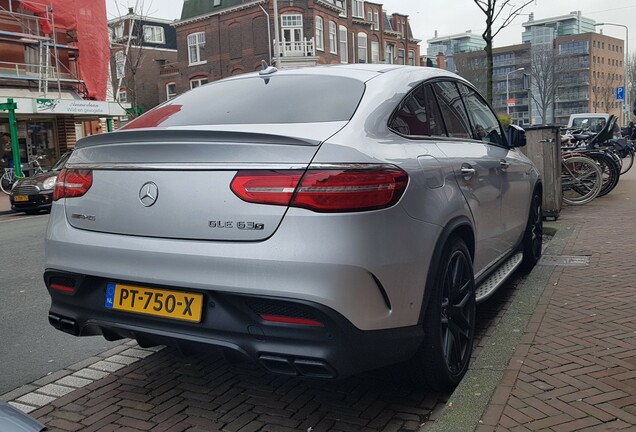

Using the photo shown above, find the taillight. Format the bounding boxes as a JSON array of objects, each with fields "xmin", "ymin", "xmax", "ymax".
[
  {"xmin": 230, "ymin": 170, "xmax": 304, "ymax": 206},
  {"xmin": 53, "ymin": 169, "xmax": 93, "ymax": 201},
  {"xmin": 231, "ymin": 166, "xmax": 408, "ymax": 212}
]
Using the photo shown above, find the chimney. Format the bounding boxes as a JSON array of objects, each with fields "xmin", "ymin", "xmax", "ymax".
[
  {"xmin": 529, "ymin": 12, "xmax": 534, "ymax": 22},
  {"xmin": 436, "ymin": 52, "xmax": 446, "ymax": 70},
  {"xmin": 434, "ymin": 30, "xmax": 438, "ymax": 38},
  {"xmin": 128, "ymin": 7, "xmax": 134, "ymax": 14}
]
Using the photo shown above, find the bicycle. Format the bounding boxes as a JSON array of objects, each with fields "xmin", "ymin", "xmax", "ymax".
[
  {"xmin": 0, "ymin": 156, "xmax": 47, "ymax": 195},
  {"xmin": 561, "ymin": 154, "xmax": 603, "ymax": 206}
]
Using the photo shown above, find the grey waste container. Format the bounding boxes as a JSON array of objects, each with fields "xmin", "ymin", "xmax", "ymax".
[{"xmin": 520, "ymin": 125, "xmax": 562, "ymax": 220}]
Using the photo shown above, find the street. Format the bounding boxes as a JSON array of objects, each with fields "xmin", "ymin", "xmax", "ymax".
[{"xmin": 0, "ymin": 213, "xmax": 122, "ymax": 395}]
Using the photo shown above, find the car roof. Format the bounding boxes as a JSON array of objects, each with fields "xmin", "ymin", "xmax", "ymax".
[{"xmin": 220, "ymin": 64, "xmax": 462, "ymax": 84}]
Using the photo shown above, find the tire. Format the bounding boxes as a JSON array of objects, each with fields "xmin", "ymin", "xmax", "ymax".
[
  {"xmin": 561, "ymin": 156, "xmax": 602, "ymax": 206},
  {"xmin": 590, "ymin": 153, "xmax": 620, "ymax": 197},
  {"xmin": 521, "ymin": 189, "xmax": 542, "ymax": 271},
  {"xmin": 410, "ymin": 236, "xmax": 476, "ymax": 392},
  {"xmin": 620, "ymin": 149, "xmax": 634, "ymax": 175}
]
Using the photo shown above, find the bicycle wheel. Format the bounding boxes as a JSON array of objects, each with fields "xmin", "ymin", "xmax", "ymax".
[
  {"xmin": 590, "ymin": 152, "xmax": 620, "ymax": 197},
  {"xmin": 561, "ymin": 156, "xmax": 602, "ymax": 205},
  {"xmin": 620, "ymin": 148, "xmax": 634, "ymax": 175},
  {"xmin": 0, "ymin": 172, "xmax": 14, "ymax": 195}
]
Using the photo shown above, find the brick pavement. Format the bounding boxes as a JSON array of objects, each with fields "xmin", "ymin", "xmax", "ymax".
[{"xmin": 475, "ymin": 167, "xmax": 636, "ymax": 431}]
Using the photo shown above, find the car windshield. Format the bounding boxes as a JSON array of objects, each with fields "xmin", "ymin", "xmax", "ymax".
[
  {"xmin": 50, "ymin": 151, "xmax": 72, "ymax": 171},
  {"xmin": 123, "ymin": 74, "xmax": 366, "ymax": 129}
]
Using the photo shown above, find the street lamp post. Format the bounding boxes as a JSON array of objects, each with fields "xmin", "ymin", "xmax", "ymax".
[
  {"xmin": 506, "ymin": 67, "xmax": 525, "ymax": 116},
  {"xmin": 595, "ymin": 22, "xmax": 629, "ymax": 125}
]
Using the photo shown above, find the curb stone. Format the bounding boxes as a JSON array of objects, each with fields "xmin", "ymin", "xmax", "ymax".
[{"xmin": 0, "ymin": 341, "xmax": 164, "ymax": 414}]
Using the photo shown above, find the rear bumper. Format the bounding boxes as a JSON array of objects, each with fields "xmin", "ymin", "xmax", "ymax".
[
  {"xmin": 45, "ymin": 270, "xmax": 423, "ymax": 378},
  {"xmin": 10, "ymin": 192, "xmax": 52, "ymax": 212}
]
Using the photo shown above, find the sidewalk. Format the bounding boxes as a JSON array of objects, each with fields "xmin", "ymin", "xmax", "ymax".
[
  {"xmin": 431, "ymin": 166, "xmax": 636, "ymax": 431},
  {"xmin": 0, "ymin": 192, "xmax": 13, "ymax": 214}
]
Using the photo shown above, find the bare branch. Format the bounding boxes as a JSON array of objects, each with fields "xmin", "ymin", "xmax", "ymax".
[{"xmin": 492, "ymin": 0, "xmax": 534, "ymax": 38}]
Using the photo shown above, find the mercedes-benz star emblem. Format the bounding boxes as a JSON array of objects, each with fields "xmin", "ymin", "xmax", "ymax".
[{"xmin": 139, "ymin": 182, "xmax": 159, "ymax": 207}]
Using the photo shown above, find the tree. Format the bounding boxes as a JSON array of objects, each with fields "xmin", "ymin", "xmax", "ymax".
[
  {"xmin": 455, "ymin": 54, "xmax": 488, "ymax": 97},
  {"xmin": 472, "ymin": 0, "xmax": 534, "ymax": 104},
  {"xmin": 529, "ymin": 45, "xmax": 566, "ymax": 124},
  {"xmin": 590, "ymin": 63, "xmax": 622, "ymax": 114}
]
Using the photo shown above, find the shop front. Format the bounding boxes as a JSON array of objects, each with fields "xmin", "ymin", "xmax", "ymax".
[{"xmin": 0, "ymin": 91, "xmax": 127, "ymax": 171}]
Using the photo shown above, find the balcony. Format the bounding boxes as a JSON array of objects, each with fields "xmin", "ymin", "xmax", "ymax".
[{"xmin": 276, "ymin": 38, "xmax": 318, "ymax": 69}]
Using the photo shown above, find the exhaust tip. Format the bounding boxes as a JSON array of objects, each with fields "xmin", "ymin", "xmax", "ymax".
[{"xmin": 258, "ymin": 355, "xmax": 297, "ymax": 376}]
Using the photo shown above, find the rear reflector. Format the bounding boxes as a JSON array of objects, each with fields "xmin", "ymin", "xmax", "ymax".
[
  {"xmin": 53, "ymin": 169, "xmax": 93, "ymax": 201},
  {"xmin": 231, "ymin": 166, "xmax": 407, "ymax": 212},
  {"xmin": 259, "ymin": 314, "xmax": 324, "ymax": 327},
  {"xmin": 50, "ymin": 283, "xmax": 76, "ymax": 294}
]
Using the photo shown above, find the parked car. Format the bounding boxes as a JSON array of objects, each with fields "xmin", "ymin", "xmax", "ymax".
[
  {"xmin": 566, "ymin": 113, "xmax": 611, "ymax": 132},
  {"xmin": 10, "ymin": 151, "xmax": 72, "ymax": 214},
  {"xmin": 44, "ymin": 65, "xmax": 542, "ymax": 391}
]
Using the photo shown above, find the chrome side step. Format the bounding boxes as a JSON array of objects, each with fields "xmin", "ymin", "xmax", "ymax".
[{"xmin": 475, "ymin": 252, "xmax": 523, "ymax": 303}]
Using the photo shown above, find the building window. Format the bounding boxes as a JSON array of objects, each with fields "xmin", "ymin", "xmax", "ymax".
[
  {"xmin": 408, "ymin": 50, "xmax": 415, "ymax": 65},
  {"xmin": 339, "ymin": 0, "xmax": 347, "ymax": 17},
  {"xmin": 213, "ymin": 0, "xmax": 221, "ymax": 5},
  {"xmin": 398, "ymin": 48, "xmax": 405, "ymax": 65},
  {"xmin": 190, "ymin": 77, "xmax": 208, "ymax": 89},
  {"xmin": 315, "ymin": 16, "xmax": 324, "ymax": 51},
  {"xmin": 281, "ymin": 14, "xmax": 303, "ymax": 48},
  {"xmin": 166, "ymin": 82, "xmax": 176, "ymax": 100},
  {"xmin": 281, "ymin": 14, "xmax": 303, "ymax": 28},
  {"xmin": 143, "ymin": 25, "xmax": 165, "ymax": 43},
  {"xmin": 367, "ymin": 10, "xmax": 372, "ymax": 22},
  {"xmin": 329, "ymin": 21, "xmax": 337, "ymax": 54},
  {"xmin": 371, "ymin": 41, "xmax": 379, "ymax": 63},
  {"xmin": 352, "ymin": 0, "xmax": 364, "ymax": 18},
  {"xmin": 373, "ymin": 11, "xmax": 379, "ymax": 30},
  {"xmin": 118, "ymin": 89, "xmax": 127, "ymax": 103},
  {"xmin": 339, "ymin": 25, "xmax": 348, "ymax": 63},
  {"xmin": 112, "ymin": 22, "xmax": 124, "ymax": 39},
  {"xmin": 357, "ymin": 32, "xmax": 367, "ymax": 63},
  {"xmin": 187, "ymin": 32, "xmax": 206, "ymax": 65},
  {"xmin": 385, "ymin": 43, "xmax": 394, "ymax": 64}
]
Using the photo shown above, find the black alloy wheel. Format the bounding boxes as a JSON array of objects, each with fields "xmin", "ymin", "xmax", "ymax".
[
  {"xmin": 412, "ymin": 236, "xmax": 475, "ymax": 391},
  {"xmin": 439, "ymin": 247, "xmax": 475, "ymax": 375},
  {"xmin": 522, "ymin": 190, "xmax": 543, "ymax": 271}
]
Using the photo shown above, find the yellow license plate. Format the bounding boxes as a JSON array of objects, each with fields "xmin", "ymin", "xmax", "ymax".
[
  {"xmin": 105, "ymin": 283, "xmax": 203, "ymax": 323},
  {"xmin": 14, "ymin": 195, "xmax": 29, "ymax": 202}
]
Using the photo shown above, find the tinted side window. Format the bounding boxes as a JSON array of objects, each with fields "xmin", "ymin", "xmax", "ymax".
[
  {"xmin": 421, "ymin": 85, "xmax": 447, "ymax": 136},
  {"xmin": 457, "ymin": 83, "xmax": 505, "ymax": 145},
  {"xmin": 389, "ymin": 85, "xmax": 447, "ymax": 137},
  {"xmin": 431, "ymin": 81, "xmax": 472, "ymax": 139}
]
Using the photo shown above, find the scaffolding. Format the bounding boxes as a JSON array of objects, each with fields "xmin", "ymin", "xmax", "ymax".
[{"xmin": 0, "ymin": 0, "xmax": 86, "ymax": 98}]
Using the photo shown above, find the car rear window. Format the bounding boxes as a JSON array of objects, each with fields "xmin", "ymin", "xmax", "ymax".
[{"xmin": 124, "ymin": 75, "xmax": 365, "ymax": 129}]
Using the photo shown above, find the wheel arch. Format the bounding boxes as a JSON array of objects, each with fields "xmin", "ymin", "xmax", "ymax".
[{"xmin": 417, "ymin": 216, "xmax": 474, "ymax": 325}]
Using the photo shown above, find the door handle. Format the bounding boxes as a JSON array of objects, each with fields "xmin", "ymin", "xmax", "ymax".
[
  {"xmin": 499, "ymin": 160, "xmax": 510, "ymax": 169},
  {"xmin": 460, "ymin": 163, "xmax": 475, "ymax": 179}
]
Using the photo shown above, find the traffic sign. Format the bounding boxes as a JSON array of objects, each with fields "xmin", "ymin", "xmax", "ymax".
[{"xmin": 616, "ymin": 86, "xmax": 625, "ymax": 101}]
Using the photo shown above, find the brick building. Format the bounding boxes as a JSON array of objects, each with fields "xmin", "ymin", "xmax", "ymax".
[
  {"xmin": 108, "ymin": 9, "xmax": 178, "ymax": 116},
  {"xmin": 159, "ymin": 0, "xmax": 420, "ymax": 102}
]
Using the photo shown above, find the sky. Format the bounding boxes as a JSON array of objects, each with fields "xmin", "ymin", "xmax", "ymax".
[{"xmin": 106, "ymin": 0, "xmax": 635, "ymax": 52}]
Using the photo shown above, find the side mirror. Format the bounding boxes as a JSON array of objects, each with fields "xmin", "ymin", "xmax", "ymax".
[{"xmin": 507, "ymin": 124, "xmax": 526, "ymax": 148}]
